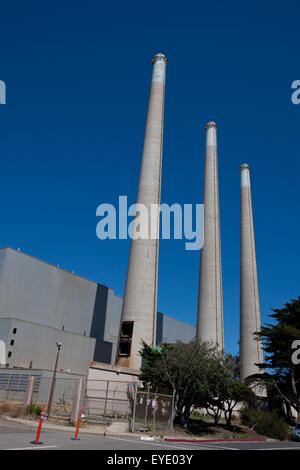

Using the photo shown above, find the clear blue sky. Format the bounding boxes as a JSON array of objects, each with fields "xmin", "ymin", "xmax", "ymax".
[{"xmin": 0, "ymin": 1, "xmax": 299, "ymax": 356}]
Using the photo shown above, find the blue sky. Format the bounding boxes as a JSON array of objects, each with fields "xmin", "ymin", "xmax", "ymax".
[{"xmin": 0, "ymin": 1, "xmax": 299, "ymax": 356}]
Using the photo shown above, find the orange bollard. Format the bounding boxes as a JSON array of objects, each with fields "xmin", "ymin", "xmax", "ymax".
[
  {"xmin": 30, "ymin": 405, "xmax": 46, "ymax": 445},
  {"xmin": 71, "ymin": 408, "xmax": 84, "ymax": 440}
]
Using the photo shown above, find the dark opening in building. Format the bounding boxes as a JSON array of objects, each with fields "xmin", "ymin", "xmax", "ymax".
[
  {"xmin": 10, "ymin": 340, "xmax": 14, "ymax": 346},
  {"xmin": 118, "ymin": 340, "xmax": 132, "ymax": 356},
  {"xmin": 8, "ymin": 351, "xmax": 12, "ymax": 358},
  {"xmin": 118, "ymin": 321, "xmax": 134, "ymax": 357},
  {"xmin": 12, "ymin": 328, "xmax": 17, "ymax": 334},
  {"xmin": 120, "ymin": 321, "xmax": 134, "ymax": 338}
]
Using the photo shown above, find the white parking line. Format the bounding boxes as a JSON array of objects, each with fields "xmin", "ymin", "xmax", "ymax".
[{"xmin": 107, "ymin": 436, "xmax": 197, "ymax": 450}]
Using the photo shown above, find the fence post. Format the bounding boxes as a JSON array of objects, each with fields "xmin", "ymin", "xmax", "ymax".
[
  {"xmin": 71, "ymin": 379, "xmax": 83, "ymax": 425},
  {"xmin": 103, "ymin": 380, "xmax": 109, "ymax": 423},
  {"xmin": 6, "ymin": 375, "xmax": 12, "ymax": 400},
  {"xmin": 131, "ymin": 383, "xmax": 138, "ymax": 433},
  {"xmin": 112, "ymin": 385, "xmax": 118, "ymax": 419},
  {"xmin": 145, "ymin": 386, "xmax": 150, "ymax": 425},
  {"xmin": 24, "ymin": 376, "xmax": 36, "ymax": 410}
]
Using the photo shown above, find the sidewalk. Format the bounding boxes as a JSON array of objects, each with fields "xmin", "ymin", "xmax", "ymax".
[{"xmin": 1, "ymin": 416, "xmax": 146, "ymax": 440}]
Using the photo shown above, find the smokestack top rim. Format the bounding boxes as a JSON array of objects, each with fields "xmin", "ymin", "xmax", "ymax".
[
  {"xmin": 205, "ymin": 121, "xmax": 217, "ymax": 130},
  {"xmin": 239, "ymin": 163, "xmax": 250, "ymax": 171},
  {"xmin": 152, "ymin": 53, "xmax": 168, "ymax": 64}
]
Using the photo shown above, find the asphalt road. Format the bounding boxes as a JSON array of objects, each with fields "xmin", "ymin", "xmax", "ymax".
[{"xmin": 1, "ymin": 422, "xmax": 300, "ymax": 451}]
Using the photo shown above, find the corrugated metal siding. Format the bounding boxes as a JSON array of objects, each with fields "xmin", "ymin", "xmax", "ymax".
[{"xmin": 0, "ymin": 373, "xmax": 41, "ymax": 392}]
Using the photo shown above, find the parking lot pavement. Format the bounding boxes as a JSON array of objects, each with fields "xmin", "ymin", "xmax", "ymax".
[
  {"xmin": 1, "ymin": 422, "xmax": 300, "ymax": 451},
  {"xmin": 0, "ymin": 422, "xmax": 199, "ymax": 450},
  {"xmin": 182, "ymin": 440, "xmax": 300, "ymax": 451}
]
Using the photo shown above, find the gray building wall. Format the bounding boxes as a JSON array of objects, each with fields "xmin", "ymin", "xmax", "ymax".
[
  {"xmin": 0, "ymin": 318, "xmax": 95, "ymax": 376},
  {"xmin": 0, "ymin": 318, "xmax": 10, "ymax": 366},
  {"xmin": 156, "ymin": 313, "xmax": 195, "ymax": 345},
  {"xmin": 0, "ymin": 249, "xmax": 6, "ymax": 283},
  {"xmin": 0, "ymin": 248, "xmax": 97, "ymax": 336},
  {"xmin": 0, "ymin": 247, "xmax": 196, "ymax": 373}
]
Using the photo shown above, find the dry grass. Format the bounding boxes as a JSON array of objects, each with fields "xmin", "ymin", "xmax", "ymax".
[{"xmin": 0, "ymin": 400, "xmax": 24, "ymax": 418}]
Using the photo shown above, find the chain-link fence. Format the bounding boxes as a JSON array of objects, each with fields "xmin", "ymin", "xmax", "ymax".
[
  {"xmin": 81, "ymin": 381, "xmax": 174, "ymax": 430},
  {"xmin": 129, "ymin": 387, "xmax": 174, "ymax": 432},
  {"xmin": 0, "ymin": 370, "xmax": 174, "ymax": 430},
  {"xmin": 39, "ymin": 376, "xmax": 79, "ymax": 419},
  {"xmin": 0, "ymin": 371, "xmax": 80, "ymax": 419},
  {"xmin": 82, "ymin": 379, "xmax": 133, "ymax": 425}
]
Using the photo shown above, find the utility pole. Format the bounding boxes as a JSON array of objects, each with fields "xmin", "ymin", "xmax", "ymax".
[{"xmin": 47, "ymin": 342, "xmax": 62, "ymax": 418}]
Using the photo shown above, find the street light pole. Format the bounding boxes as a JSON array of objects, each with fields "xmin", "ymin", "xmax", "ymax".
[{"xmin": 47, "ymin": 342, "xmax": 62, "ymax": 418}]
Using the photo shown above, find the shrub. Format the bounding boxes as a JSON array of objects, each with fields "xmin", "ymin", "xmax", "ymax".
[
  {"xmin": 239, "ymin": 408, "xmax": 290, "ymax": 441},
  {"xmin": 25, "ymin": 404, "xmax": 43, "ymax": 416},
  {"xmin": 190, "ymin": 410, "xmax": 204, "ymax": 420}
]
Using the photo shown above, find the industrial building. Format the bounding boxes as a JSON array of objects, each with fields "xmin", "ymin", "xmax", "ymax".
[
  {"xmin": 0, "ymin": 53, "xmax": 264, "ymax": 388},
  {"xmin": 0, "ymin": 247, "xmax": 195, "ymax": 376}
]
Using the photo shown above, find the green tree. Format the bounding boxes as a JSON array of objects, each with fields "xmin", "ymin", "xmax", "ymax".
[
  {"xmin": 248, "ymin": 297, "xmax": 300, "ymax": 423},
  {"xmin": 139, "ymin": 340, "xmax": 233, "ymax": 427},
  {"xmin": 138, "ymin": 342, "xmax": 171, "ymax": 393},
  {"xmin": 205, "ymin": 354, "xmax": 255, "ymax": 426}
]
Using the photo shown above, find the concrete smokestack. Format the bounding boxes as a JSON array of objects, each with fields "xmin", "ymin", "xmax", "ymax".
[
  {"xmin": 197, "ymin": 122, "xmax": 224, "ymax": 349},
  {"xmin": 116, "ymin": 53, "xmax": 167, "ymax": 370},
  {"xmin": 239, "ymin": 164, "xmax": 264, "ymax": 381}
]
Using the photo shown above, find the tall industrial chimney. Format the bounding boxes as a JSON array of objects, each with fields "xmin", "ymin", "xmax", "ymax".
[
  {"xmin": 116, "ymin": 53, "xmax": 167, "ymax": 370},
  {"xmin": 239, "ymin": 164, "xmax": 264, "ymax": 381},
  {"xmin": 197, "ymin": 122, "xmax": 224, "ymax": 349}
]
